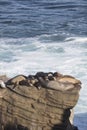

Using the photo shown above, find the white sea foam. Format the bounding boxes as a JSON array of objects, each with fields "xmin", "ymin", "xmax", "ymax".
[{"xmin": 0, "ymin": 36, "xmax": 87, "ymax": 129}]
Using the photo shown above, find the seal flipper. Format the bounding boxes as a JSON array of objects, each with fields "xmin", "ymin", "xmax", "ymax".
[{"xmin": 12, "ymin": 82, "xmax": 18, "ymax": 90}]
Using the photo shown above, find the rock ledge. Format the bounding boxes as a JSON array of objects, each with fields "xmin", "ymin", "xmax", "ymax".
[{"xmin": 0, "ymin": 72, "xmax": 81, "ymax": 130}]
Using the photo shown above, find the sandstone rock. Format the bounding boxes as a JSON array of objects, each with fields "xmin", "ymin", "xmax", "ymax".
[
  {"xmin": 57, "ymin": 75, "xmax": 81, "ymax": 85},
  {"xmin": 0, "ymin": 72, "xmax": 81, "ymax": 130}
]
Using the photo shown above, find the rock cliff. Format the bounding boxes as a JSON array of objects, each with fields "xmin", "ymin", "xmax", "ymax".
[{"xmin": 0, "ymin": 72, "xmax": 81, "ymax": 130}]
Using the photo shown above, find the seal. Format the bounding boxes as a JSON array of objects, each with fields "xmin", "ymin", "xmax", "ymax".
[
  {"xmin": 38, "ymin": 77, "xmax": 75, "ymax": 91},
  {"xmin": 53, "ymin": 72, "xmax": 63, "ymax": 79},
  {"xmin": 0, "ymin": 80, "xmax": 6, "ymax": 88},
  {"xmin": 35, "ymin": 72, "xmax": 48, "ymax": 80},
  {"xmin": 46, "ymin": 72, "xmax": 54, "ymax": 81},
  {"xmin": 27, "ymin": 75, "xmax": 38, "ymax": 87},
  {"xmin": 6, "ymin": 75, "xmax": 27, "ymax": 88}
]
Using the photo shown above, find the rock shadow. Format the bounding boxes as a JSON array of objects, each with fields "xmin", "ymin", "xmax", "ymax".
[{"xmin": 4, "ymin": 124, "xmax": 29, "ymax": 130}]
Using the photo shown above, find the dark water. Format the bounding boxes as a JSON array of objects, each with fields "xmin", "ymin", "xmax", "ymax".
[{"xmin": 0, "ymin": 0, "xmax": 87, "ymax": 38}]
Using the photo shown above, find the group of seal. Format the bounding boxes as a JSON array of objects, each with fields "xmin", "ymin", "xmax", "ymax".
[{"xmin": 3, "ymin": 71, "xmax": 81, "ymax": 91}]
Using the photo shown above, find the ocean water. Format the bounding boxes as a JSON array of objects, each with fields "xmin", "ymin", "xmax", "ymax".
[{"xmin": 0, "ymin": 0, "xmax": 87, "ymax": 129}]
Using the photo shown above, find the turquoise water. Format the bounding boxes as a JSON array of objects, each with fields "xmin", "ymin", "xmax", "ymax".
[{"xmin": 0, "ymin": 0, "xmax": 87, "ymax": 129}]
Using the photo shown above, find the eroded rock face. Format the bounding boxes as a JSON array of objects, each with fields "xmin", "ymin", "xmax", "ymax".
[{"xmin": 0, "ymin": 72, "xmax": 81, "ymax": 130}]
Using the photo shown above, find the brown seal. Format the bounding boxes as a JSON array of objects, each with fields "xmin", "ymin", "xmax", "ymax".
[
  {"xmin": 27, "ymin": 75, "xmax": 38, "ymax": 87},
  {"xmin": 38, "ymin": 77, "xmax": 75, "ymax": 91},
  {"xmin": 53, "ymin": 72, "xmax": 63, "ymax": 78},
  {"xmin": 6, "ymin": 75, "xmax": 28, "ymax": 87}
]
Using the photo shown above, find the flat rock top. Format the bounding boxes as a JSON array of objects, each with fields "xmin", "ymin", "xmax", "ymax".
[{"xmin": 0, "ymin": 72, "xmax": 81, "ymax": 93}]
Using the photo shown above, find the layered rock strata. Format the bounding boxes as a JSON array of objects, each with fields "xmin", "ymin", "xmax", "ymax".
[{"xmin": 0, "ymin": 72, "xmax": 81, "ymax": 130}]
